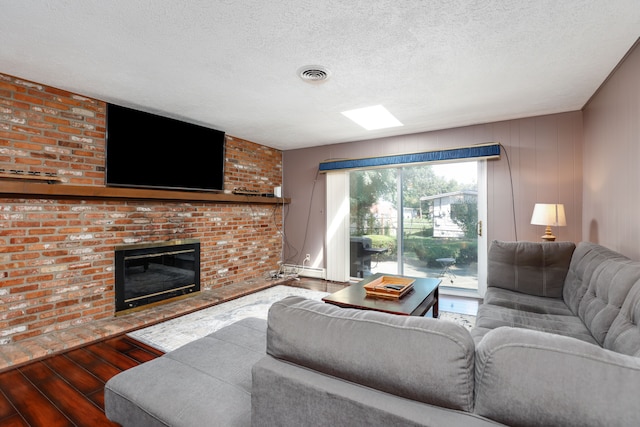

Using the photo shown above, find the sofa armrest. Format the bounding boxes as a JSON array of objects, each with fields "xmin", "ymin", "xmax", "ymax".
[
  {"xmin": 475, "ymin": 327, "xmax": 640, "ymax": 427},
  {"xmin": 487, "ymin": 240, "xmax": 575, "ymax": 298},
  {"xmin": 266, "ymin": 296, "xmax": 476, "ymax": 412}
]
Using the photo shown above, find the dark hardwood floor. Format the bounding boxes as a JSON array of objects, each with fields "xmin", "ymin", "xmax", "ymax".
[{"xmin": 0, "ymin": 335, "xmax": 163, "ymax": 427}]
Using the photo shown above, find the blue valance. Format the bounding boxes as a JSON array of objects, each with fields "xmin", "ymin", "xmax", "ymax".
[{"xmin": 319, "ymin": 143, "xmax": 500, "ymax": 172}]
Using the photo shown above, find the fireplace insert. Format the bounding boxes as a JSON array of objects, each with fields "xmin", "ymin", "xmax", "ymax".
[{"xmin": 114, "ymin": 239, "xmax": 201, "ymax": 312}]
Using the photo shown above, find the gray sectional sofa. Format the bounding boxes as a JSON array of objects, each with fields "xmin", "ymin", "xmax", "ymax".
[{"xmin": 105, "ymin": 241, "xmax": 640, "ymax": 426}]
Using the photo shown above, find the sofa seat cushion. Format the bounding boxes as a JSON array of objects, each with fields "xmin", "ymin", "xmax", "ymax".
[
  {"xmin": 105, "ymin": 317, "xmax": 266, "ymax": 427},
  {"xmin": 266, "ymin": 296, "xmax": 476, "ymax": 412},
  {"xmin": 483, "ymin": 287, "xmax": 574, "ymax": 315},
  {"xmin": 487, "ymin": 240, "xmax": 575, "ymax": 298},
  {"xmin": 475, "ymin": 304, "xmax": 598, "ymax": 345},
  {"xmin": 469, "ymin": 326, "xmax": 494, "ymax": 344},
  {"xmin": 475, "ymin": 327, "xmax": 640, "ymax": 427}
]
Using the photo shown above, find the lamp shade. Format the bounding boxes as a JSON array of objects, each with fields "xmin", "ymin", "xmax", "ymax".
[{"xmin": 530, "ymin": 203, "xmax": 567, "ymax": 226}]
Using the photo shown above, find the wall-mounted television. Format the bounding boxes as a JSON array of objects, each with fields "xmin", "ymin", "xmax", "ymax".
[{"xmin": 106, "ymin": 103, "xmax": 226, "ymax": 192}]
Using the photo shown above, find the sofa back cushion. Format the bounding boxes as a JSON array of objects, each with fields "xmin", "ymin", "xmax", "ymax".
[
  {"xmin": 604, "ymin": 281, "xmax": 640, "ymax": 356},
  {"xmin": 266, "ymin": 296, "xmax": 476, "ymax": 412},
  {"xmin": 577, "ymin": 254, "xmax": 640, "ymax": 346},
  {"xmin": 487, "ymin": 240, "xmax": 575, "ymax": 298},
  {"xmin": 563, "ymin": 242, "xmax": 628, "ymax": 315}
]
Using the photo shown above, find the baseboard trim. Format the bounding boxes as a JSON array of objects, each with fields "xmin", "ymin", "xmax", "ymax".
[
  {"xmin": 439, "ymin": 287, "xmax": 481, "ymax": 299},
  {"xmin": 282, "ymin": 264, "xmax": 326, "ymax": 279}
]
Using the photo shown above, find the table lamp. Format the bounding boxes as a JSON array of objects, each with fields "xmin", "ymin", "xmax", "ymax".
[{"xmin": 530, "ymin": 203, "xmax": 566, "ymax": 241}]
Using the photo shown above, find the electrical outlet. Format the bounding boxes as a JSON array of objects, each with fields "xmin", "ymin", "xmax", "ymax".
[{"xmin": 304, "ymin": 254, "xmax": 311, "ymax": 263}]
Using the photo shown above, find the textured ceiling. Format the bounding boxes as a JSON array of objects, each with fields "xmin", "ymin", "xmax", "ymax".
[{"xmin": 1, "ymin": 1, "xmax": 639, "ymax": 150}]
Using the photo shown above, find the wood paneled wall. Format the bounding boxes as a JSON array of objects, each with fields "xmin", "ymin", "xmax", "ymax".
[
  {"xmin": 283, "ymin": 111, "xmax": 583, "ymax": 270},
  {"xmin": 583, "ymin": 40, "xmax": 640, "ymax": 259}
]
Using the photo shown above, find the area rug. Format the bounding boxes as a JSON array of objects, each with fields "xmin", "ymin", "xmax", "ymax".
[{"xmin": 128, "ymin": 285, "xmax": 476, "ymax": 352}]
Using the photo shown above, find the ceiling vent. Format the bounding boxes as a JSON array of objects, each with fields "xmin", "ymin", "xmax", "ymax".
[{"xmin": 298, "ymin": 65, "xmax": 331, "ymax": 83}]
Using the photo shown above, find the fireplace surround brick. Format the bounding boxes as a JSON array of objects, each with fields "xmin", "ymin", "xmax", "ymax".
[{"xmin": 0, "ymin": 72, "xmax": 284, "ymax": 346}]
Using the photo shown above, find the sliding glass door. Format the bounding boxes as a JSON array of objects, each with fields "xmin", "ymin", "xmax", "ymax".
[{"xmin": 349, "ymin": 161, "xmax": 482, "ymax": 292}]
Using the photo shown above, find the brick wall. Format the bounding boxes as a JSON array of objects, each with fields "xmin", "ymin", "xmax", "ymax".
[
  {"xmin": 0, "ymin": 74, "xmax": 105, "ymax": 185},
  {"xmin": 226, "ymin": 135, "xmax": 282, "ymax": 193},
  {"xmin": 0, "ymin": 73, "xmax": 283, "ymax": 344}
]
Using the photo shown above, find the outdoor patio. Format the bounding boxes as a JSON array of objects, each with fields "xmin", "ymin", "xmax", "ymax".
[{"xmin": 371, "ymin": 257, "xmax": 478, "ymax": 291}]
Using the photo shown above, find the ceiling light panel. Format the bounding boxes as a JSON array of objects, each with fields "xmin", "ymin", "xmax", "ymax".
[{"xmin": 341, "ymin": 105, "xmax": 403, "ymax": 130}]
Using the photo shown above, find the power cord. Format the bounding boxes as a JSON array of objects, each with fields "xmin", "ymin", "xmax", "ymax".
[{"xmin": 498, "ymin": 142, "xmax": 518, "ymax": 241}]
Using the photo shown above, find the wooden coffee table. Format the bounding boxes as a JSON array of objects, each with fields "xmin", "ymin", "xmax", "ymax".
[{"xmin": 322, "ymin": 273, "xmax": 440, "ymax": 317}]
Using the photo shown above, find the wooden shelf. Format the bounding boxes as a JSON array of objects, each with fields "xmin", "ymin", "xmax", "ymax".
[{"xmin": 0, "ymin": 180, "xmax": 289, "ymax": 204}]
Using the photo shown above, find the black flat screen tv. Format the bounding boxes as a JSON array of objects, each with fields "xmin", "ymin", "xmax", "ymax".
[{"xmin": 106, "ymin": 103, "xmax": 226, "ymax": 192}]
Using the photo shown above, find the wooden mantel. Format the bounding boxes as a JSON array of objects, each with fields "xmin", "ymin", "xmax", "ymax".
[{"xmin": 0, "ymin": 180, "xmax": 289, "ymax": 204}]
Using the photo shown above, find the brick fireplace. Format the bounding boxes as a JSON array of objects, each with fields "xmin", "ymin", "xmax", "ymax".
[{"xmin": 0, "ymin": 72, "xmax": 285, "ymax": 346}]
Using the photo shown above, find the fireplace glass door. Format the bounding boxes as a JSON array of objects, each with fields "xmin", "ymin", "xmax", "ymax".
[{"xmin": 115, "ymin": 240, "xmax": 200, "ymax": 312}]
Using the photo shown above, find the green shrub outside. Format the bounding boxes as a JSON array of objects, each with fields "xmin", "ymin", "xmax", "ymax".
[
  {"xmin": 362, "ymin": 235, "xmax": 477, "ymax": 267},
  {"xmin": 408, "ymin": 238, "xmax": 477, "ymax": 267},
  {"xmin": 364, "ymin": 235, "xmax": 397, "ymax": 260},
  {"xmin": 356, "ymin": 234, "xmax": 477, "ymax": 267},
  {"xmin": 457, "ymin": 242, "xmax": 478, "ymax": 265}
]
